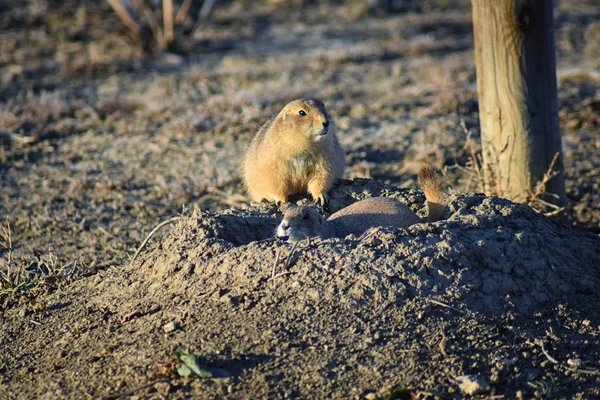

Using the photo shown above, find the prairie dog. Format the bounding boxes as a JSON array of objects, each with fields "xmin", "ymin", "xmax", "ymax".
[
  {"xmin": 276, "ymin": 166, "xmax": 446, "ymax": 242},
  {"xmin": 242, "ymin": 98, "xmax": 345, "ymax": 206}
]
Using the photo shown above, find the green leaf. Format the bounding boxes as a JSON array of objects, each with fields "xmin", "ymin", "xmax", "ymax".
[
  {"xmin": 179, "ymin": 353, "xmax": 213, "ymax": 378},
  {"xmin": 176, "ymin": 362, "xmax": 193, "ymax": 377}
]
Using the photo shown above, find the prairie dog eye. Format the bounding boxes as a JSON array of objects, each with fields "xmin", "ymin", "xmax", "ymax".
[
  {"xmin": 298, "ymin": 110, "xmax": 307, "ymax": 116},
  {"xmin": 302, "ymin": 213, "xmax": 311, "ymax": 220}
]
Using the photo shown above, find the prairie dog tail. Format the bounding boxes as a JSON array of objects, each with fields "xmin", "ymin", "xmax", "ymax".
[{"xmin": 418, "ymin": 166, "xmax": 446, "ymax": 222}]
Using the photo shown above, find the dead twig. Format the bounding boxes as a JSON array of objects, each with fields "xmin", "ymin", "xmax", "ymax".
[
  {"xmin": 163, "ymin": 0, "xmax": 174, "ymax": 43},
  {"xmin": 284, "ymin": 240, "xmax": 300, "ymax": 270},
  {"xmin": 271, "ymin": 249, "xmax": 281, "ymax": 279},
  {"xmin": 106, "ymin": 0, "xmax": 219, "ymax": 52},
  {"xmin": 134, "ymin": 0, "xmax": 165, "ymax": 49},
  {"xmin": 0, "ymin": 131, "xmax": 36, "ymax": 144},
  {"xmin": 460, "ymin": 119, "xmax": 485, "ymax": 193},
  {"xmin": 271, "ymin": 271, "xmax": 293, "ymax": 280},
  {"xmin": 538, "ymin": 339, "xmax": 559, "ymax": 364},
  {"xmin": 427, "ymin": 298, "xmax": 465, "ymax": 313},
  {"xmin": 570, "ymin": 368, "xmax": 600, "ymax": 376},
  {"xmin": 105, "ymin": 0, "xmax": 141, "ymax": 37},
  {"xmin": 130, "ymin": 216, "xmax": 182, "ymax": 265},
  {"xmin": 1, "ymin": 217, "xmax": 14, "ymax": 286},
  {"xmin": 270, "ymin": 240, "xmax": 304, "ymax": 281},
  {"xmin": 175, "ymin": 0, "xmax": 193, "ymax": 24},
  {"xmin": 193, "ymin": 0, "xmax": 218, "ymax": 34},
  {"xmin": 528, "ymin": 152, "xmax": 564, "ymax": 216}
]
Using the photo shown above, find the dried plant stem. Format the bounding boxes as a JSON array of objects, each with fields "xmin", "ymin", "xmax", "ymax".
[
  {"xmin": 106, "ymin": 0, "xmax": 219, "ymax": 51},
  {"xmin": 284, "ymin": 240, "xmax": 300, "ymax": 270},
  {"xmin": 1, "ymin": 218, "xmax": 14, "ymax": 285},
  {"xmin": 134, "ymin": 0, "xmax": 165, "ymax": 49},
  {"xmin": 539, "ymin": 340, "xmax": 559, "ymax": 364},
  {"xmin": 529, "ymin": 153, "xmax": 559, "ymax": 197},
  {"xmin": 194, "ymin": 0, "xmax": 217, "ymax": 34},
  {"xmin": 427, "ymin": 298, "xmax": 465, "ymax": 313},
  {"xmin": 163, "ymin": 0, "xmax": 174, "ymax": 43},
  {"xmin": 106, "ymin": 0, "xmax": 141, "ymax": 36},
  {"xmin": 528, "ymin": 152, "xmax": 565, "ymax": 216},
  {"xmin": 175, "ymin": 0, "xmax": 193, "ymax": 24},
  {"xmin": 460, "ymin": 119, "xmax": 485, "ymax": 193},
  {"xmin": 0, "ymin": 131, "xmax": 36, "ymax": 144},
  {"xmin": 271, "ymin": 249, "xmax": 281, "ymax": 279},
  {"xmin": 130, "ymin": 216, "xmax": 182, "ymax": 264}
]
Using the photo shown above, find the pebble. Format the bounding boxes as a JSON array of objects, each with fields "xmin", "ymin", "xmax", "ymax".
[
  {"xmin": 163, "ymin": 321, "xmax": 179, "ymax": 333},
  {"xmin": 455, "ymin": 375, "xmax": 489, "ymax": 395},
  {"xmin": 567, "ymin": 358, "xmax": 582, "ymax": 367},
  {"xmin": 306, "ymin": 288, "xmax": 321, "ymax": 300}
]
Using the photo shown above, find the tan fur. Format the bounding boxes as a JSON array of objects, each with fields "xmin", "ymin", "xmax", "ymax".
[
  {"xmin": 418, "ymin": 165, "xmax": 446, "ymax": 222},
  {"xmin": 242, "ymin": 99, "xmax": 345, "ymax": 205},
  {"xmin": 277, "ymin": 166, "xmax": 447, "ymax": 242}
]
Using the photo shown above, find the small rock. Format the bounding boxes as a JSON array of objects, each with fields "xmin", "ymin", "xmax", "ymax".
[
  {"xmin": 365, "ymin": 392, "xmax": 377, "ymax": 400},
  {"xmin": 306, "ymin": 288, "xmax": 321, "ymax": 300},
  {"xmin": 17, "ymin": 308, "xmax": 31, "ymax": 318},
  {"xmin": 567, "ymin": 358, "xmax": 582, "ymax": 367},
  {"xmin": 455, "ymin": 375, "xmax": 490, "ymax": 395},
  {"xmin": 163, "ymin": 321, "xmax": 179, "ymax": 333}
]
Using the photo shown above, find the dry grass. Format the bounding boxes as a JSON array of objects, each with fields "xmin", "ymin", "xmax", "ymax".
[
  {"xmin": 0, "ymin": 218, "xmax": 20, "ymax": 289},
  {"xmin": 453, "ymin": 119, "xmax": 485, "ymax": 194},
  {"xmin": 1, "ymin": 217, "xmax": 77, "ymax": 308},
  {"xmin": 527, "ymin": 152, "xmax": 565, "ymax": 217},
  {"xmin": 452, "ymin": 121, "xmax": 565, "ymax": 217}
]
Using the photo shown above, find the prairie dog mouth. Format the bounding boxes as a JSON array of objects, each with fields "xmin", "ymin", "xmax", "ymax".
[{"xmin": 314, "ymin": 126, "xmax": 328, "ymax": 139}]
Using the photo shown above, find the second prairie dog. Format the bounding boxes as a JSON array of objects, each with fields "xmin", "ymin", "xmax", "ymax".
[
  {"xmin": 242, "ymin": 98, "xmax": 345, "ymax": 206},
  {"xmin": 276, "ymin": 166, "xmax": 446, "ymax": 242}
]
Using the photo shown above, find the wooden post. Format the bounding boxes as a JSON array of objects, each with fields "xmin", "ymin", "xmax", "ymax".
[{"xmin": 471, "ymin": 0, "xmax": 566, "ymax": 208}]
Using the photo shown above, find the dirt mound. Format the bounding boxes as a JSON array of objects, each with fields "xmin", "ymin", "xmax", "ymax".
[
  {"xmin": 3, "ymin": 179, "xmax": 600, "ymax": 399},
  {"xmin": 136, "ymin": 178, "xmax": 600, "ymax": 317}
]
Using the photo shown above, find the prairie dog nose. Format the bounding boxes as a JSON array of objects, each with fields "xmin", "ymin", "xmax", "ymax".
[{"xmin": 281, "ymin": 220, "xmax": 289, "ymax": 229}]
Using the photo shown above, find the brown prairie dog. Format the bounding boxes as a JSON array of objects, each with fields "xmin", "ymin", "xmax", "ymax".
[
  {"xmin": 276, "ymin": 166, "xmax": 447, "ymax": 242},
  {"xmin": 242, "ymin": 98, "xmax": 345, "ymax": 206}
]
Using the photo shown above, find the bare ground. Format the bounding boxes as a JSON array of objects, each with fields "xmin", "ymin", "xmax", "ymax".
[{"xmin": 1, "ymin": 0, "xmax": 600, "ymax": 399}]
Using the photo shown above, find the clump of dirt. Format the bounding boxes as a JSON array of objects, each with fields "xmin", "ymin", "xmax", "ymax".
[
  {"xmin": 138, "ymin": 179, "xmax": 600, "ymax": 318},
  {"xmin": 2, "ymin": 180, "xmax": 599, "ymax": 399}
]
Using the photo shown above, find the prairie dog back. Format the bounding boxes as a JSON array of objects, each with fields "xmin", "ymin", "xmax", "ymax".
[
  {"xmin": 327, "ymin": 197, "xmax": 420, "ymax": 237},
  {"xmin": 276, "ymin": 166, "xmax": 447, "ymax": 242}
]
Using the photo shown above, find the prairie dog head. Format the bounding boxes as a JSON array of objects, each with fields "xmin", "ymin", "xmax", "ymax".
[
  {"xmin": 276, "ymin": 205, "xmax": 325, "ymax": 242},
  {"xmin": 277, "ymin": 98, "xmax": 333, "ymax": 144}
]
